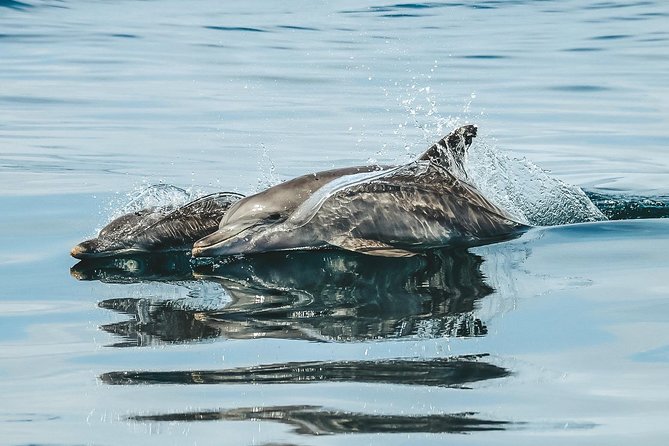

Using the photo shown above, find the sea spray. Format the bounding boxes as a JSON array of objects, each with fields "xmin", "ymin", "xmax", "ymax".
[{"xmin": 465, "ymin": 140, "xmax": 606, "ymax": 226}]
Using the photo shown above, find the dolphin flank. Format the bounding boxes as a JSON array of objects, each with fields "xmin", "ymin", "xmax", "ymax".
[{"xmin": 192, "ymin": 125, "xmax": 527, "ymax": 258}]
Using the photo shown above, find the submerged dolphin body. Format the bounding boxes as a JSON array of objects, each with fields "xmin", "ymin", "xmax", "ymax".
[
  {"xmin": 71, "ymin": 192, "xmax": 243, "ymax": 259},
  {"xmin": 193, "ymin": 125, "xmax": 527, "ymax": 258}
]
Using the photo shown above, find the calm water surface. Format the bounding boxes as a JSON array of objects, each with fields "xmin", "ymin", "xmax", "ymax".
[{"xmin": 1, "ymin": 0, "xmax": 668, "ymax": 445}]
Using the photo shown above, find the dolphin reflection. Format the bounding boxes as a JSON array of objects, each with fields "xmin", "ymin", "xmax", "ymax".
[
  {"xmin": 81, "ymin": 248, "xmax": 496, "ymax": 344},
  {"xmin": 71, "ymin": 252, "xmax": 194, "ymax": 284},
  {"xmin": 100, "ymin": 355, "xmax": 510, "ymax": 387},
  {"xmin": 129, "ymin": 405, "xmax": 511, "ymax": 435},
  {"xmin": 98, "ymin": 298, "xmax": 221, "ymax": 347},
  {"xmin": 195, "ymin": 249, "xmax": 492, "ymax": 341}
]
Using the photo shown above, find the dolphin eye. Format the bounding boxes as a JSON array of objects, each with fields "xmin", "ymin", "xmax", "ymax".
[{"xmin": 268, "ymin": 212, "xmax": 281, "ymax": 220}]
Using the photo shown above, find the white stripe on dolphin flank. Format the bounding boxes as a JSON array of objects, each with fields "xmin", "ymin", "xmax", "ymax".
[{"xmin": 284, "ymin": 165, "xmax": 405, "ymax": 230}]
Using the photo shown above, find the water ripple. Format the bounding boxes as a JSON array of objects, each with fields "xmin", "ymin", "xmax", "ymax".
[
  {"xmin": 549, "ymin": 85, "xmax": 611, "ymax": 92},
  {"xmin": 591, "ymin": 33, "xmax": 633, "ymax": 40},
  {"xmin": 204, "ymin": 25, "xmax": 268, "ymax": 33}
]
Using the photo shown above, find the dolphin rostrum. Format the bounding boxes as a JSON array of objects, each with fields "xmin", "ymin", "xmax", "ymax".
[{"xmin": 192, "ymin": 125, "xmax": 527, "ymax": 258}]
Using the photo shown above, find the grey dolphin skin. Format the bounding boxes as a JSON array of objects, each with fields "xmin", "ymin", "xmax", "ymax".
[
  {"xmin": 70, "ymin": 192, "xmax": 243, "ymax": 259},
  {"xmin": 192, "ymin": 125, "xmax": 527, "ymax": 258}
]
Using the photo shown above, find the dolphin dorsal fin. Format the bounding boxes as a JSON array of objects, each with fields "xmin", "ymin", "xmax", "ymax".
[{"xmin": 419, "ymin": 125, "xmax": 477, "ymax": 178}]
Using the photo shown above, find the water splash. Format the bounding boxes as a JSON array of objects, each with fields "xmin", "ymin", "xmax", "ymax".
[
  {"xmin": 389, "ymin": 76, "xmax": 603, "ymax": 226},
  {"xmin": 465, "ymin": 141, "xmax": 606, "ymax": 226},
  {"xmin": 97, "ymin": 184, "xmax": 198, "ymax": 235},
  {"xmin": 394, "ymin": 84, "xmax": 460, "ymax": 161},
  {"xmin": 387, "ymin": 68, "xmax": 605, "ymax": 226},
  {"xmin": 116, "ymin": 184, "xmax": 192, "ymax": 215},
  {"xmin": 256, "ymin": 142, "xmax": 281, "ymax": 192}
]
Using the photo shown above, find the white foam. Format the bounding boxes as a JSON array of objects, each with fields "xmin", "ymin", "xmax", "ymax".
[{"xmin": 466, "ymin": 142, "xmax": 605, "ymax": 226}]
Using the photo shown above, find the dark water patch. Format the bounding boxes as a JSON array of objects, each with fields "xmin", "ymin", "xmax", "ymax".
[
  {"xmin": 563, "ymin": 47, "xmax": 604, "ymax": 52},
  {"xmin": 381, "ymin": 13, "xmax": 425, "ymax": 17},
  {"xmin": 549, "ymin": 85, "xmax": 610, "ymax": 92},
  {"xmin": 461, "ymin": 54, "xmax": 509, "ymax": 59},
  {"xmin": 109, "ymin": 33, "xmax": 139, "ymax": 39},
  {"xmin": 0, "ymin": 33, "xmax": 50, "ymax": 41},
  {"xmin": 341, "ymin": 2, "xmax": 460, "ymax": 14},
  {"xmin": 129, "ymin": 405, "xmax": 511, "ymax": 434},
  {"xmin": 348, "ymin": 0, "xmax": 540, "ymax": 12},
  {"xmin": 583, "ymin": 1, "xmax": 654, "ymax": 10},
  {"xmin": 586, "ymin": 191, "xmax": 669, "ymax": 220},
  {"xmin": 639, "ymin": 11, "xmax": 669, "ymax": 17},
  {"xmin": 470, "ymin": 3, "xmax": 495, "ymax": 9},
  {"xmin": 591, "ymin": 33, "xmax": 633, "ymax": 40},
  {"xmin": 276, "ymin": 25, "xmax": 319, "ymax": 31},
  {"xmin": 204, "ymin": 25, "xmax": 268, "ymax": 33},
  {"xmin": 0, "ymin": 0, "xmax": 32, "ymax": 10},
  {"xmin": 100, "ymin": 355, "xmax": 509, "ymax": 387},
  {"xmin": 390, "ymin": 3, "xmax": 436, "ymax": 8},
  {"xmin": 194, "ymin": 42, "xmax": 233, "ymax": 49}
]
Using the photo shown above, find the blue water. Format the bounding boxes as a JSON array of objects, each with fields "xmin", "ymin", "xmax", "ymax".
[{"xmin": 1, "ymin": 0, "xmax": 669, "ymax": 445}]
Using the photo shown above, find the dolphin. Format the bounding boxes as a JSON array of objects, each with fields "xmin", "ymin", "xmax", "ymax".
[
  {"xmin": 71, "ymin": 192, "xmax": 243, "ymax": 259},
  {"xmin": 192, "ymin": 125, "xmax": 527, "ymax": 258}
]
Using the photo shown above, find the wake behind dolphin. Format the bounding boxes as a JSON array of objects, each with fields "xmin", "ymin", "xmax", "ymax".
[{"xmin": 71, "ymin": 125, "xmax": 595, "ymax": 259}]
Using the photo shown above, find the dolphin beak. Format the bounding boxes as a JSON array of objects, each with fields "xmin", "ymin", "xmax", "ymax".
[
  {"xmin": 70, "ymin": 244, "xmax": 85, "ymax": 259},
  {"xmin": 192, "ymin": 225, "xmax": 260, "ymax": 257},
  {"xmin": 192, "ymin": 231, "xmax": 238, "ymax": 257},
  {"xmin": 191, "ymin": 243, "xmax": 210, "ymax": 257},
  {"xmin": 70, "ymin": 240, "xmax": 97, "ymax": 259}
]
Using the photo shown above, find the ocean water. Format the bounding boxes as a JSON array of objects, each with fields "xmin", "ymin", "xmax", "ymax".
[{"xmin": 1, "ymin": 0, "xmax": 669, "ymax": 445}]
